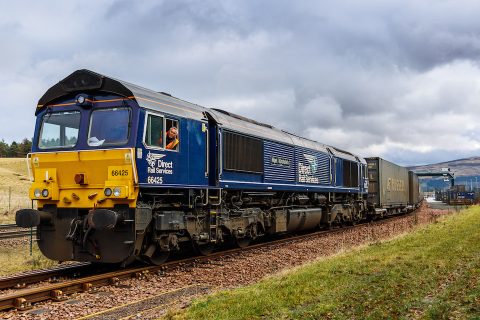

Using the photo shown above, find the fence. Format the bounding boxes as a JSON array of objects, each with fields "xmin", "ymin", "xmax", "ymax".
[{"xmin": 0, "ymin": 187, "xmax": 34, "ymax": 223}]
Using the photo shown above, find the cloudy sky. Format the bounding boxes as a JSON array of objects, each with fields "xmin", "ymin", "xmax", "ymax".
[{"xmin": 1, "ymin": 0, "xmax": 480, "ymax": 166}]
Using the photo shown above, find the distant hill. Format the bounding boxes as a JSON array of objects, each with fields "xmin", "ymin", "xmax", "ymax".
[{"xmin": 409, "ymin": 156, "xmax": 480, "ymax": 177}]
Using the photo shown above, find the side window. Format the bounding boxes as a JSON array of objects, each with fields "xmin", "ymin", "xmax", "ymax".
[
  {"xmin": 144, "ymin": 114, "xmax": 179, "ymax": 151},
  {"xmin": 165, "ymin": 118, "xmax": 179, "ymax": 151},
  {"xmin": 145, "ymin": 113, "xmax": 164, "ymax": 148}
]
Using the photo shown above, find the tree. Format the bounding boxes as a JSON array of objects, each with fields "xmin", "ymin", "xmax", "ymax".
[
  {"xmin": 8, "ymin": 141, "xmax": 19, "ymax": 157},
  {"xmin": 0, "ymin": 138, "xmax": 33, "ymax": 157},
  {"xmin": 19, "ymin": 138, "xmax": 32, "ymax": 157},
  {"xmin": 0, "ymin": 140, "xmax": 8, "ymax": 157}
]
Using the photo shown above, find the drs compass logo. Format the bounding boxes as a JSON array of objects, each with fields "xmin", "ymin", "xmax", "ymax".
[
  {"xmin": 298, "ymin": 153, "xmax": 319, "ymax": 184},
  {"xmin": 146, "ymin": 151, "xmax": 165, "ymax": 168}
]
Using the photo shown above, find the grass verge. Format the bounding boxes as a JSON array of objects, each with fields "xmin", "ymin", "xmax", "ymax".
[{"xmin": 171, "ymin": 207, "xmax": 480, "ymax": 320}]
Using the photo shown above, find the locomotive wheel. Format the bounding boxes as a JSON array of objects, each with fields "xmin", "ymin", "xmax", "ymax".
[
  {"xmin": 147, "ymin": 250, "xmax": 170, "ymax": 265},
  {"xmin": 194, "ymin": 243, "xmax": 215, "ymax": 256},
  {"xmin": 143, "ymin": 243, "xmax": 169, "ymax": 265},
  {"xmin": 234, "ymin": 237, "xmax": 251, "ymax": 248},
  {"xmin": 121, "ymin": 255, "xmax": 138, "ymax": 267}
]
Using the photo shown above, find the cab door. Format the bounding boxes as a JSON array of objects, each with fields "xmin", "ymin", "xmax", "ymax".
[
  {"xmin": 205, "ymin": 112, "xmax": 220, "ymax": 187},
  {"xmin": 186, "ymin": 117, "xmax": 210, "ymax": 187}
]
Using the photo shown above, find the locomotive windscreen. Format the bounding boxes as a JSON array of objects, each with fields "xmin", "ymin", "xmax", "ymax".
[{"xmin": 223, "ymin": 131, "xmax": 263, "ymax": 173}]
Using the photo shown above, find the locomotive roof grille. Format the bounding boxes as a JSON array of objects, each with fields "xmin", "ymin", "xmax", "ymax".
[
  {"xmin": 61, "ymin": 71, "xmax": 103, "ymax": 92},
  {"xmin": 211, "ymin": 108, "xmax": 274, "ymax": 129}
]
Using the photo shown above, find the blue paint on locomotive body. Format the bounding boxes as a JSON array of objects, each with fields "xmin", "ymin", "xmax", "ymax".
[
  {"xmin": 217, "ymin": 128, "xmax": 367, "ymax": 195},
  {"xmin": 263, "ymin": 141, "xmax": 296, "ymax": 183},
  {"xmin": 134, "ymin": 108, "xmax": 209, "ymax": 188},
  {"xmin": 334, "ymin": 157, "xmax": 343, "ymax": 187},
  {"xmin": 295, "ymin": 146, "xmax": 331, "ymax": 186}
]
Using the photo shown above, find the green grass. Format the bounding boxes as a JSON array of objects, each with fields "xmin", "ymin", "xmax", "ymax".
[
  {"xmin": 171, "ymin": 208, "xmax": 480, "ymax": 320},
  {"xmin": 0, "ymin": 242, "xmax": 57, "ymax": 276}
]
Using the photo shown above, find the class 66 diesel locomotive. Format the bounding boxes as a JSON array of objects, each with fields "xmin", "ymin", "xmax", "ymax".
[{"xmin": 16, "ymin": 69, "xmax": 422, "ymax": 266}]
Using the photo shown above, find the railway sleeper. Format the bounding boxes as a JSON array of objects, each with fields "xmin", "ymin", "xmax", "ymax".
[
  {"xmin": 50, "ymin": 289, "xmax": 67, "ymax": 302},
  {"xmin": 13, "ymin": 297, "xmax": 31, "ymax": 311}
]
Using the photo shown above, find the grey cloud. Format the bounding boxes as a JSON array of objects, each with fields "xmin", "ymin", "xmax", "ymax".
[{"xmin": 1, "ymin": 0, "xmax": 480, "ymax": 165}]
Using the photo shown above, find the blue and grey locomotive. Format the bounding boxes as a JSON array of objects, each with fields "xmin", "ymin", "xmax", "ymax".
[{"xmin": 16, "ymin": 69, "xmax": 420, "ymax": 265}]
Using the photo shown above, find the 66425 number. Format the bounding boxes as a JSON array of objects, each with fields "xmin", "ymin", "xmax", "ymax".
[
  {"xmin": 111, "ymin": 169, "xmax": 129, "ymax": 177},
  {"xmin": 147, "ymin": 176, "xmax": 163, "ymax": 184}
]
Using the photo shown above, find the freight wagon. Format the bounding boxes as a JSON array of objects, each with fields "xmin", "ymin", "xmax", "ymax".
[
  {"xmin": 408, "ymin": 171, "xmax": 422, "ymax": 209},
  {"xmin": 366, "ymin": 157, "xmax": 421, "ymax": 216}
]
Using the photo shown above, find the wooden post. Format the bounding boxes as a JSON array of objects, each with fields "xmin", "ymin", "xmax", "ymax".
[{"xmin": 8, "ymin": 186, "xmax": 11, "ymax": 214}]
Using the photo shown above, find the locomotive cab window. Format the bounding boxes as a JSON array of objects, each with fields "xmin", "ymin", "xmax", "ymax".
[
  {"xmin": 88, "ymin": 107, "xmax": 130, "ymax": 147},
  {"xmin": 145, "ymin": 113, "xmax": 164, "ymax": 148},
  {"xmin": 38, "ymin": 111, "xmax": 80, "ymax": 149},
  {"xmin": 144, "ymin": 115, "xmax": 179, "ymax": 151}
]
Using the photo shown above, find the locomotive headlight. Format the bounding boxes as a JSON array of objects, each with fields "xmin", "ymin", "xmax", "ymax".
[
  {"xmin": 41, "ymin": 189, "xmax": 49, "ymax": 197},
  {"xmin": 113, "ymin": 187, "xmax": 121, "ymax": 197},
  {"xmin": 75, "ymin": 94, "xmax": 93, "ymax": 108},
  {"xmin": 34, "ymin": 188, "xmax": 41, "ymax": 198},
  {"xmin": 104, "ymin": 188, "xmax": 112, "ymax": 197},
  {"xmin": 76, "ymin": 95, "xmax": 85, "ymax": 104}
]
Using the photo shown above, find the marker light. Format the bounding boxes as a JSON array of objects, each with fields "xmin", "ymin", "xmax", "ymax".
[
  {"xmin": 113, "ymin": 187, "xmax": 121, "ymax": 197},
  {"xmin": 104, "ymin": 188, "xmax": 112, "ymax": 197},
  {"xmin": 34, "ymin": 188, "xmax": 41, "ymax": 198},
  {"xmin": 74, "ymin": 173, "xmax": 85, "ymax": 185},
  {"xmin": 41, "ymin": 189, "xmax": 49, "ymax": 197}
]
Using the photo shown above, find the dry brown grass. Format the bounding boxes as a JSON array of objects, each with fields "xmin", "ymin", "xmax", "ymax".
[
  {"xmin": 0, "ymin": 241, "xmax": 57, "ymax": 276},
  {"xmin": 0, "ymin": 159, "xmax": 54, "ymax": 275},
  {"xmin": 0, "ymin": 158, "xmax": 31, "ymax": 223}
]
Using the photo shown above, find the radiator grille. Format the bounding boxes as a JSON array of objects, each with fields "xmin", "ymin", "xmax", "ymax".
[{"xmin": 223, "ymin": 131, "xmax": 263, "ymax": 173}]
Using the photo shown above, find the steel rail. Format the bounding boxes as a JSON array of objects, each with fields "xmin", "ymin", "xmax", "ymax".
[
  {"xmin": 0, "ymin": 263, "xmax": 91, "ymax": 291},
  {"xmin": 0, "ymin": 230, "xmax": 34, "ymax": 240},
  {"xmin": 0, "ymin": 224, "xmax": 19, "ymax": 230},
  {"xmin": 0, "ymin": 224, "xmax": 36, "ymax": 240}
]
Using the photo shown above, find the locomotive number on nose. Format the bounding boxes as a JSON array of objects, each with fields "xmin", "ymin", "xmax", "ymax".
[{"xmin": 111, "ymin": 169, "xmax": 129, "ymax": 177}]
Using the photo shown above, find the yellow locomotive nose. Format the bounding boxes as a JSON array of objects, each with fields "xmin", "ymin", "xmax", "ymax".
[{"xmin": 27, "ymin": 149, "xmax": 138, "ymax": 209}]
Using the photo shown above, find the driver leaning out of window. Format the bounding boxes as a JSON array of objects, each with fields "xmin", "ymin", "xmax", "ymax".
[{"xmin": 165, "ymin": 127, "xmax": 179, "ymax": 150}]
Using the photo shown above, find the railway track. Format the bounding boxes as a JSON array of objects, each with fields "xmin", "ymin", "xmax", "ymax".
[
  {"xmin": 0, "ymin": 263, "xmax": 91, "ymax": 291},
  {"xmin": 0, "ymin": 224, "xmax": 35, "ymax": 240},
  {"xmin": 0, "ymin": 211, "xmax": 416, "ymax": 312}
]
